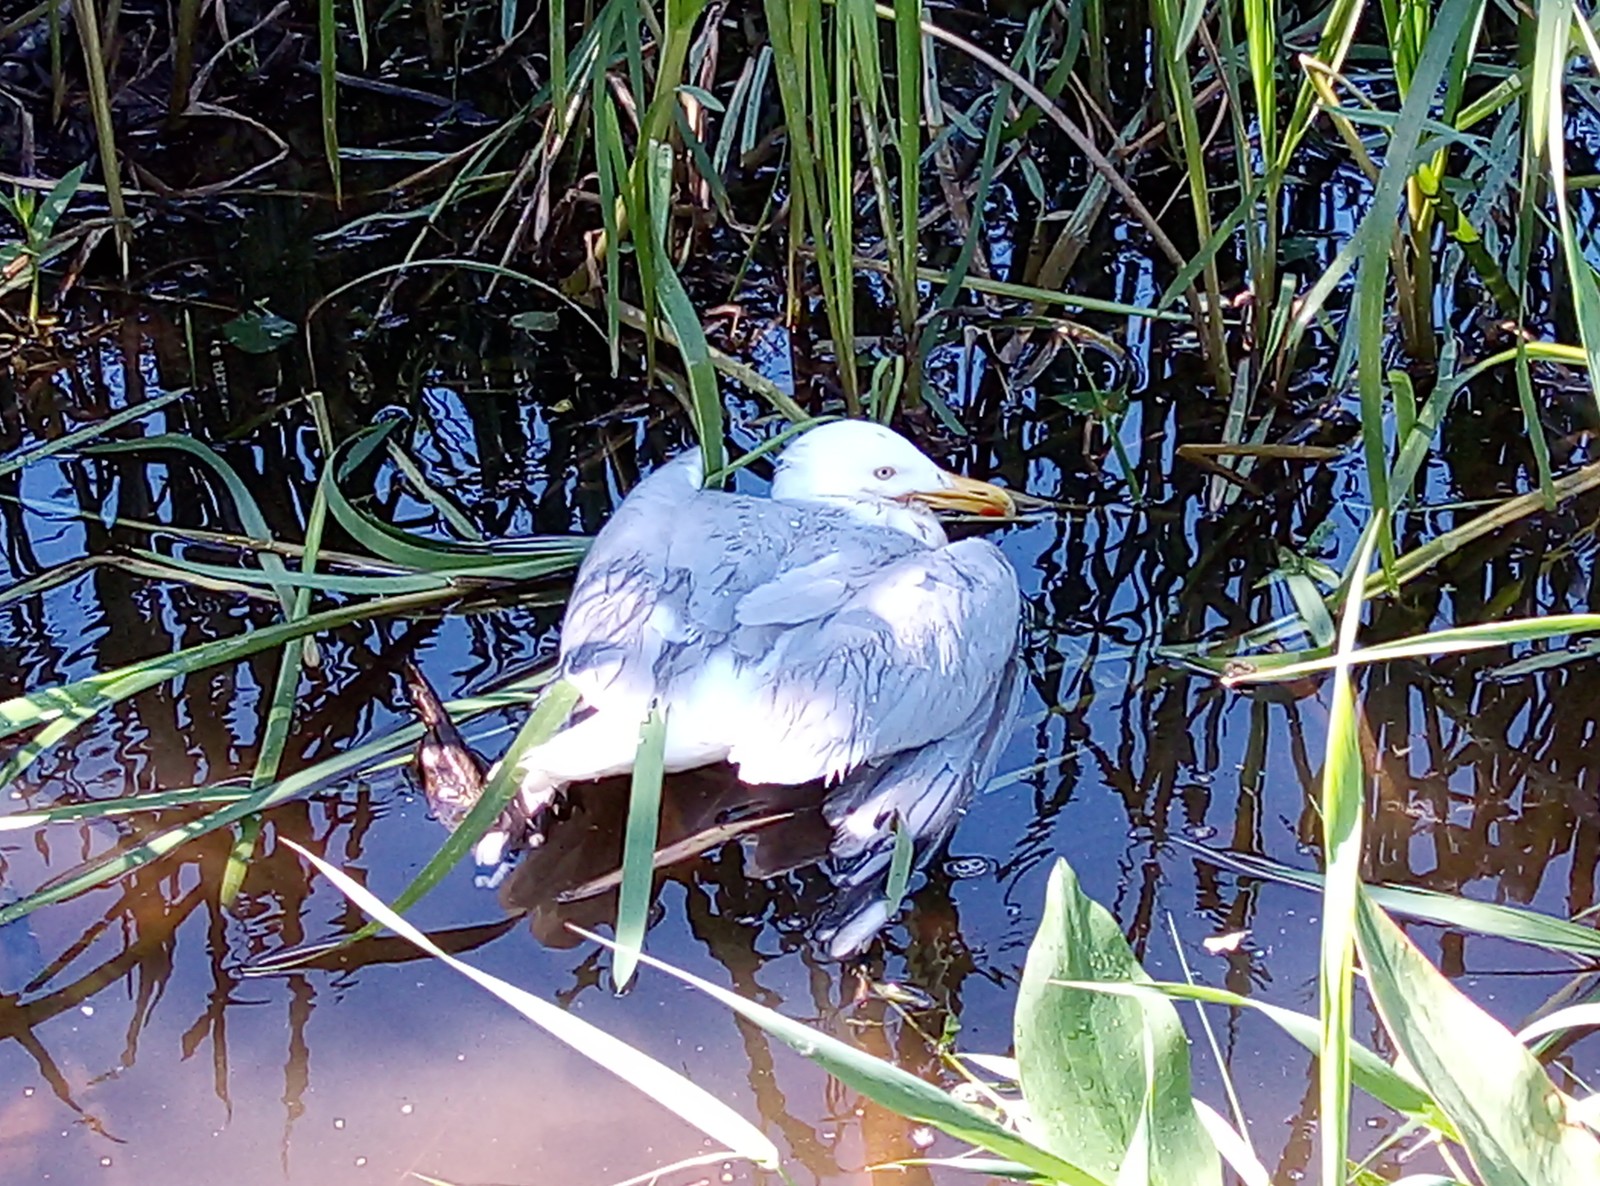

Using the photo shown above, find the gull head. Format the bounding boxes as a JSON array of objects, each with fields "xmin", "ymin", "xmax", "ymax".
[{"xmin": 770, "ymin": 420, "xmax": 1013, "ymax": 543}]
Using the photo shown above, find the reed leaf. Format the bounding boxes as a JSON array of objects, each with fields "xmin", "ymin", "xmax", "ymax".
[
  {"xmin": 0, "ymin": 389, "xmax": 186, "ymax": 479},
  {"xmin": 613, "ymin": 706, "xmax": 666, "ymax": 989},
  {"xmin": 1316, "ymin": 514, "xmax": 1379, "ymax": 1186}
]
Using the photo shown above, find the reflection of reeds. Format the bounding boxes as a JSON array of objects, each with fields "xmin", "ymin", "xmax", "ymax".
[{"xmin": 5, "ymin": 1, "xmax": 1600, "ymax": 1178}]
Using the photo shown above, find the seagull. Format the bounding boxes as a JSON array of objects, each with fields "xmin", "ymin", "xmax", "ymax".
[{"xmin": 474, "ymin": 420, "xmax": 1024, "ymax": 932}]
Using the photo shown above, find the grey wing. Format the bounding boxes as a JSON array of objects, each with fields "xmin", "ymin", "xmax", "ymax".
[
  {"xmin": 560, "ymin": 459, "xmax": 917, "ymax": 715},
  {"xmin": 812, "ymin": 652, "xmax": 1025, "ymax": 958},
  {"xmin": 727, "ymin": 537, "xmax": 1022, "ymax": 785},
  {"xmin": 556, "ymin": 451, "xmax": 704, "ymax": 712}
]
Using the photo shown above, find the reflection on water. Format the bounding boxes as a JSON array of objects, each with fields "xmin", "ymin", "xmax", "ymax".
[{"xmin": 5, "ymin": 258, "xmax": 1600, "ymax": 1184}]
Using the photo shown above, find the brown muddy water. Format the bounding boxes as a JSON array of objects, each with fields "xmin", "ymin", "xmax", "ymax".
[{"xmin": 3, "ymin": 59, "xmax": 1600, "ymax": 1186}]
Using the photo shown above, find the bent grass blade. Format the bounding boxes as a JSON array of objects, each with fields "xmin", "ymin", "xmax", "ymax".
[
  {"xmin": 285, "ymin": 840, "xmax": 780, "ymax": 1171},
  {"xmin": 576, "ymin": 926, "xmax": 1112, "ymax": 1186}
]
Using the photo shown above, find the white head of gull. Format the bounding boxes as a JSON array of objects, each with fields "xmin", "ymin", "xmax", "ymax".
[
  {"xmin": 769, "ymin": 420, "xmax": 1013, "ymax": 545},
  {"xmin": 473, "ymin": 422, "xmax": 1023, "ymax": 954}
]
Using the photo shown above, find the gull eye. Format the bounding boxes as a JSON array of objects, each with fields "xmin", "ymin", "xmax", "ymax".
[{"xmin": 873, "ymin": 465, "xmax": 896, "ymax": 481}]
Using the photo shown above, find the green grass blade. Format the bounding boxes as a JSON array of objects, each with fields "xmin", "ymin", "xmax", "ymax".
[
  {"xmin": 349, "ymin": 0, "xmax": 369, "ymax": 67},
  {"xmin": 85, "ymin": 433, "xmax": 298, "ymax": 619},
  {"xmin": 1544, "ymin": 5, "xmax": 1600, "ymax": 416},
  {"xmin": 1285, "ymin": 0, "xmax": 1479, "ymax": 523},
  {"xmin": 1, "ymin": 681, "xmax": 545, "ymax": 835},
  {"xmin": 1516, "ymin": 1004, "xmax": 1600, "ymax": 1045},
  {"xmin": 898, "ymin": 262, "xmax": 1182, "ymax": 322},
  {"xmin": 0, "ymin": 653, "xmax": 551, "ymax": 927},
  {"xmin": 0, "ymin": 389, "xmax": 187, "ymax": 479},
  {"xmin": 0, "ymin": 588, "xmax": 456, "ymax": 743},
  {"xmin": 0, "ymin": 707, "xmax": 97, "ymax": 792},
  {"xmin": 882, "ymin": 812, "xmax": 914, "ymax": 918},
  {"xmin": 1185, "ymin": 845, "xmax": 1600, "ymax": 959},
  {"xmin": 68, "ymin": 0, "xmax": 127, "ymax": 265},
  {"xmin": 891, "ymin": 0, "xmax": 921, "ymax": 340},
  {"xmin": 385, "ymin": 439, "xmax": 484, "ymax": 542},
  {"xmin": 288, "ymin": 679, "xmax": 583, "ymax": 964},
  {"xmin": 613, "ymin": 706, "xmax": 666, "ymax": 990},
  {"xmin": 1221, "ymin": 613, "xmax": 1600, "ymax": 684},
  {"xmin": 594, "ymin": 74, "xmax": 626, "ymax": 374},
  {"xmin": 322, "ymin": 425, "xmax": 589, "ymax": 574},
  {"xmin": 575, "ymin": 927, "xmax": 1111, "ymax": 1186},
  {"xmin": 220, "ymin": 443, "xmax": 335, "ymax": 908},
  {"xmin": 1317, "ymin": 514, "xmax": 1380, "ymax": 1186},
  {"xmin": 0, "ymin": 784, "xmax": 255, "ymax": 828},
  {"xmin": 319, "ymin": 0, "xmax": 341, "ymax": 200},
  {"xmin": 287, "ymin": 840, "xmax": 781, "ymax": 1169},
  {"xmin": 549, "ymin": 0, "xmax": 567, "ymax": 131},
  {"xmin": 218, "ymin": 814, "xmax": 261, "ymax": 907},
  {"xmin": 250, "ymin": 448, "xmax": 331, "ymax": 787},
  {"xmin": 1514, "ymin": 346, "xmax": 1558, "ymax": 507},
  {"xmin": 128, "ymin": 551, "xmax": 453, "ymax": 595},
  {"xmin": 645, "ymin": 149, "xmax": 725, "ymax": 479}
]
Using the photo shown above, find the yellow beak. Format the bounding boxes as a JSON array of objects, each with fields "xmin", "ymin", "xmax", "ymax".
[{"xmin": 908, "ymin": 472, "xmax": 1015, "ymax": 518}]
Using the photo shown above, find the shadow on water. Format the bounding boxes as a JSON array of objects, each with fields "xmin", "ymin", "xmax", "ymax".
[{"xmin": 3, "ymin": 24, "xmax": 1600, "ymax": 1186}]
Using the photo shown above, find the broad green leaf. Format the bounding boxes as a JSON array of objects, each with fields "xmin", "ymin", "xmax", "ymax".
[
  {"xmin": 1015, "ymin": 859, "xmax": 1220, "ymax": 1186},
  {"xmin": 222, "ymin": 308, "xmax": 297, "ymax": 353},
  {"xmin": 287, "ymin": 840, "xmax": 779, "ymax": 1170},
  {"xmin": 32, "ymin": 162, "xmax": 86, "ymax": 242},
  {"xmin": 1356, "ymin": 891, "xmax": 1600, "ymax": 1184},
  {"xmin": 576, "ymin": 927, "xmax": 1108, "ymax": 1186},
  {"xmin": 1066, "ymin": 980, "xmax": 1451, "ymax": 1133}
]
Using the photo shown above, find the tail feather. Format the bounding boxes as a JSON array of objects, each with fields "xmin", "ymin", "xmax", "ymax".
[{"xmin": 812, "ymin": 655, "xmax": 1023, "ymax": 958}]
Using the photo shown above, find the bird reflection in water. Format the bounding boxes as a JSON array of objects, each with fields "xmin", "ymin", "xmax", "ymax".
[{"xmin": 408, "ymin": 652, "xmax": 1023, "ymax": 959}]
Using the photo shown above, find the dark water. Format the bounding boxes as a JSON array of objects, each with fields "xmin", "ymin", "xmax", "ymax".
[
  {"xmin": 5, "ymin": 45, "xmax": 1600, "ymax": 1186},
  {"xmin": 4, "ymin": 279, "xmax": 1600, "ymax": 1186}
]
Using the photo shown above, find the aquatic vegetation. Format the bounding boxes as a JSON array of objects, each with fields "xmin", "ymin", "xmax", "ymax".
[{"xmin": 3, "ymin": 0, "xmax": 1600, "ymax": 1181}]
